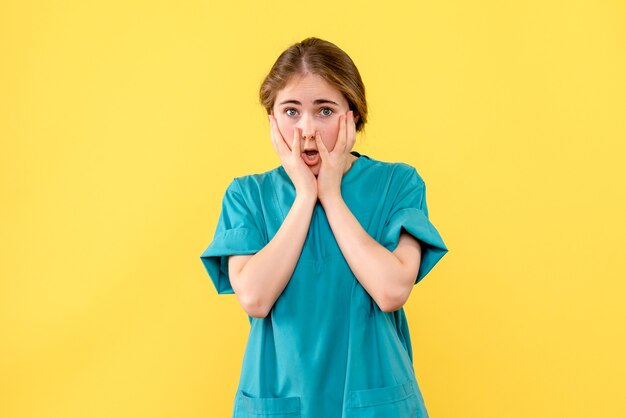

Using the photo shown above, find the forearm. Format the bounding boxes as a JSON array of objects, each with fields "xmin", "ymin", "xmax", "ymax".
[
  {"xmin": 236, "ymin": 194, "xmax": 316, "ymax": 315},
  {"xmin": 322, "ymin": 194, "xmax": 410, "ymax": 311}
]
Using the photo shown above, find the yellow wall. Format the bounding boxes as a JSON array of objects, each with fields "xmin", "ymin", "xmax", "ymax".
[{"xmin": 1, "ymin": 1, "xmax": 625, "ymax": 417}]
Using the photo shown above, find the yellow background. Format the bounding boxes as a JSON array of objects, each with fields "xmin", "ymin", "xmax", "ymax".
[{"xmin": 1, "ymin": 0, "xmax": 625, "ymax": 417}]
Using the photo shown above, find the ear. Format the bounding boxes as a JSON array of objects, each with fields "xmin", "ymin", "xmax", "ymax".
[{"xmin": 353, "ymin": 113, "xmax": 360, "ymax": 123}]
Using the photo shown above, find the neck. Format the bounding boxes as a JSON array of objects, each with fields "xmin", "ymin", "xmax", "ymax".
[{"xmin": 343, "ymin": 152, "xmax": 359, "ymax": 174}]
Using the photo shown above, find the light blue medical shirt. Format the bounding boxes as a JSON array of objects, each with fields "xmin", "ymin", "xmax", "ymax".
[{"xmin": 200, "ymin": 151, "xmax": 448, "ymax": 417}]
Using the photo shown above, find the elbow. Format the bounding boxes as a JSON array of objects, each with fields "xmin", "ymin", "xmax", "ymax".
[
  {"xmin": 378, "ymin": 263, "xmax": 418, "ymax": 312},
  {"xmin": 378, "ymin": 284, "xmax": 411, "ymax": 313},
  {"xmin": 378, "ymin": 296, "xmax": 404, "ymax": 313},
  {"xmin": 248, "ymin": 305, "xmax": 271, "ymax": 319},
  {"xmin": 247, "ymin": 308, "xmax": 270, "ymax": 319},
  {"xmin": 230, "ymin": 270, "xmax": 271, "ymax": 318},
  {"xmin": 237, "ymin": 292, "xmax": 272, "ymax": 318}
]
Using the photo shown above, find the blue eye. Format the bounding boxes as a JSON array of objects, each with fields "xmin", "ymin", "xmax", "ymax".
[{"xmin": 284, "ymin": 108, "xmax": 333, "ymax": 117}]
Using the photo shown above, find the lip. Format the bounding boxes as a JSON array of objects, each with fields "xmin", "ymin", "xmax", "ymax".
[{"xmin": 301, "ymin": 151, "xmax": 320, "ymax": 166}]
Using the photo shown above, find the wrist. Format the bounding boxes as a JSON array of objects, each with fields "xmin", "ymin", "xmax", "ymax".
[
  {"xmin": 295, "ymin": 192, "xmax": 318, "ymax": 207},
  {"xmin": 319, "ymin": 190, "xmax": 343, "ymax": 207}
]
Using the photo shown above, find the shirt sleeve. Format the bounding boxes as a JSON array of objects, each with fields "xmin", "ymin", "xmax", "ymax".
[
  {"xmin": 380, "ymin": 166, "xmax": 449, "ymax": 284},
  {"xmin": 199, "ymin": 178, "xmax": 267, "ymax": 294}
]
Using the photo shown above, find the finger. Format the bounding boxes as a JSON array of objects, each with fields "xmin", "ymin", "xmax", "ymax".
[
  {"xmin": 268, "ymin": 115, "xmax": 281, "ymax": 152},
  {"xmin": 315, "ymin": 131, "xmax": 328, "ymax": 159},
  {"xmin": 268, "ymin": 115, "xmax": 278, "ymax": 150},
  {"xmin": 336, "ymin": 113, "xmax": 347, "ymax": 153},
  {"xmin": 348, "ymin": 110, "xmax": 357, "ymax": 151},
  {"xmin": 270, "ymin": 115, "xmax": 289, "ymax": 157},
  {"xmin": 343, "ymin": 111, "xmax": 351, "ymax": 151},
  {"xmin": 292, "ymin": 127, "xmax": 301, "ymax": 156}
]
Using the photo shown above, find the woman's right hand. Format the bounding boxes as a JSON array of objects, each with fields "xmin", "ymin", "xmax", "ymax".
[{"xmin": 269, "ymin": 114, "xmax": 318, "ymax": 201}]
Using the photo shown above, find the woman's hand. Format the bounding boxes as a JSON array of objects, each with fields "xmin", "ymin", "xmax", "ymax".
[
  {"xmin": 315, "ymin": 110, "xmax": 357, "ymax": 205},
  {"xmin": 269, "ymin": 114, "xmax": 318, "ymax": 201}
]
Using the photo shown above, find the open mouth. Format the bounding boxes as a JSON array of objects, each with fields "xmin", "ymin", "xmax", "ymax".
[{"xmin": 302, "ymin": 150, "xmax": 320, "ymax": 166}]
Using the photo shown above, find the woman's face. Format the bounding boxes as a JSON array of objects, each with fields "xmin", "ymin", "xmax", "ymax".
[{"xmin": 271, "ymin": 72, "xmax": 357, "ymax": 176}]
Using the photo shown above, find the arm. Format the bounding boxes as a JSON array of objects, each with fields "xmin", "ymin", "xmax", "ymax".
[
  {"xmin": 322, "ymin": 195, "xmax": 422, "ymax": 312},
  {"xmin": 228, "ymin": 194, "xmax": 316, "ymax": 318},
  {"xmin": 313, "ymin": 110, "xmax": 422, "ymax": 312}
]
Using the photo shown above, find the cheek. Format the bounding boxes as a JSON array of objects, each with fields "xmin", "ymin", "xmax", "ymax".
[
  {"xmin": 276, "ymin": 121, "xmax": 294, "ymax": 147},
  {"xmin": 321, "ymin": 126, "xmax": 340, "ymax": 149}
]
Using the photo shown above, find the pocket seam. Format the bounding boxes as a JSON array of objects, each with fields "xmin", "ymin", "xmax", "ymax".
[
  {"xmin": 237, "ymin": 391, "xmax": 301, "ymax": 415},
  {"xmin": 348, "ymin": 379, "xmax": 417, "ymax": 409}
]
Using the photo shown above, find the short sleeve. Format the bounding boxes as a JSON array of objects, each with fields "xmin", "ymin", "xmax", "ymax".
[
  {"xmin": 199, "ymin": 178, "xmax": 267, "ymax": 294},
  {"xmin": 380, "ymin": 167, "xmax": 449, "ymax": 284}
]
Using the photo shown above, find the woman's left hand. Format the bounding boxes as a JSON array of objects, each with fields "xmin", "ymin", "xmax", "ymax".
[{"xmin": 315, "ymin": 110, "xmax": 357, "ymax": 205}]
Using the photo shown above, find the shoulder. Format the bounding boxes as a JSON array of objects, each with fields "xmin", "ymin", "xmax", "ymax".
[
  {"xmin": 227, "ymin": 165, "xmax": 283, "ymax": 195},
  {"xmin": 359, "ymin": 154, "xmax": 425, "ymax": 187}
]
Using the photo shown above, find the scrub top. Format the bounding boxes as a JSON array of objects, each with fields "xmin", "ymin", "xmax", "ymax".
[{"xmin": 200, "ymin": 151, "xmax": 448, "ymax": 418}]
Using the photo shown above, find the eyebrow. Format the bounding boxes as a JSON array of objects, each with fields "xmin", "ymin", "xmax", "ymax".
[{"xmin": 278, "ymin": 99, "xmax": 340, "ymax": 106}]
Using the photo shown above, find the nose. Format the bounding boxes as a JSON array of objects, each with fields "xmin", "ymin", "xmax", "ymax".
[
  {"xmin": 300, "ymin": 132, "xmax": 317, "ymax": 151},
  {"xmin": 297, "ymin": 114, "xmax": 317, "ymax": 141}
]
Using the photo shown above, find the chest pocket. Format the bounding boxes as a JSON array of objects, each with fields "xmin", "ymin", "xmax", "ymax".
[
  {"xmin": 235, "ymin": 391, "xmax": 301, "ymax": 417},
  {"xmin": 345, "ymin": 379, "xmax": 423, "ymax": 418}
]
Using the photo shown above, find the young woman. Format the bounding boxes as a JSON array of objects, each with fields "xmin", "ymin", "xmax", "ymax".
[{"xmin": 200, "ymin": 37, "xmax": 448, "ymax": 418}]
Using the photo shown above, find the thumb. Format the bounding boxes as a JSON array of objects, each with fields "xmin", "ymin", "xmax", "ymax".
[{"xmin": 315, "ymin": 132, "xmax": 328, "ymax": 159}]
